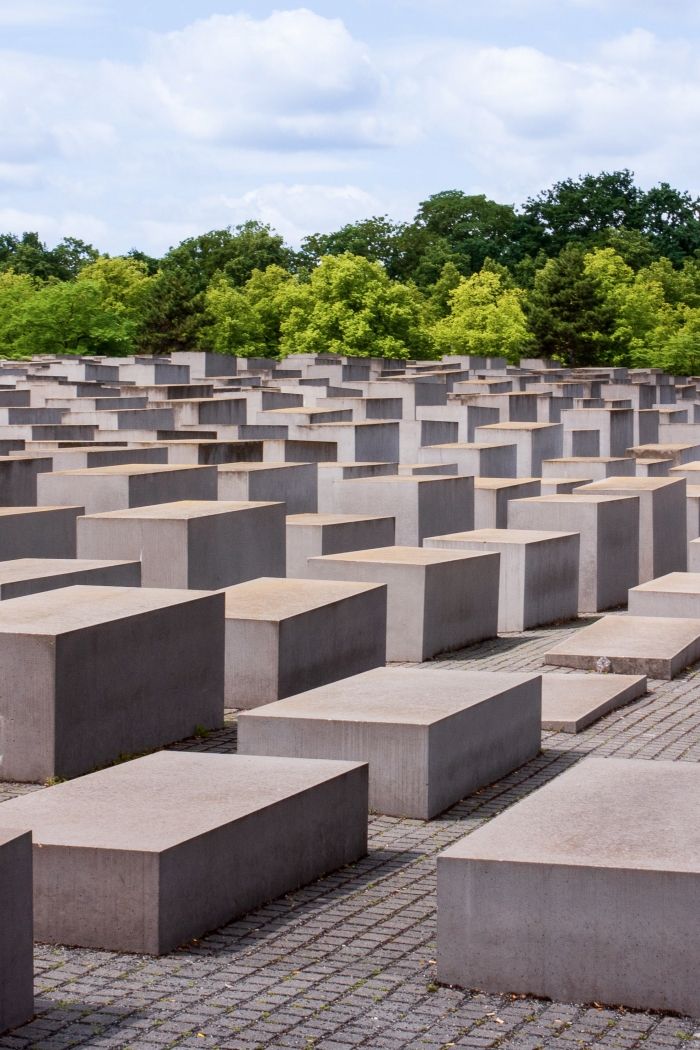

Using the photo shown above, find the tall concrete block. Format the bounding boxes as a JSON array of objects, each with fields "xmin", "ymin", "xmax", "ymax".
[
  {"xmin": 217, "ymin": 462, "xmax": 318, "ymax": 514},
  {"xmin": 0, "ymin": 455, "xmax": 52, "ymax": 505},
  {"xmin": 578, "ymin": 476, "xmax": 687, "ymax": 581},
  {"xmin": 474, "ymin": 422, "xmax": 563, "ymax": 477},
  {"xmin": 0, "ymin": 585, "xmax": 225, "ymax": 782},
  {"xmin": 561, "ymin": 408, "xmax": 634, "ymax": 458},
  {"xmin": 0, "ymin": 752, "xmax": 368, "ymax": 954},
  {"xmin": 77, "ymin": 500, "xmax": 286, "ymax": 588},
  {"xmin": 0, "ymin": 829, "xmax": 33, "ymax": 1034},
  {"xmin": 292, "ymin": 421, "xmax": 399, "ymax": 462},
  {"xmin": 316, "ymin": 462, "xmax": 398, "ymax": 513},
  {"xmin": 331, "ymin": 475, "xmax": 474, "ymax": 546},
  {"xmin": 238, "ymin": 668, "xmax": 541, "ymax": 819},
  {"xmin": 286, "ymin": 513, "xmax": 395, "ymax": 578},
  {"xmin": 0, "ymin": 506, "xmax": 83, "ymax": 561},
  {"xmin": 425, "ymin": 528, "xmax": 579, "ymax": 632},
  {"xmin": 37, "ymin": 464, "xmax": 218, "ymax": 514},
  {"xmin": 0, "ymin": 557, "xmax": 140, "ymax": 598},
  {"xmin": 418, "ymin": 442, "xmax": 517, "ymax": 478},
  {"xmin": 473, "ymin": 478, "xmax": 541, "ymax": 529},
  {"xmin": 437, "ymin": 758, "xmax": 700, "ymax": 1016},
  {"xmin": 223, "ymin": 577, "xmax": 387, "ymax": 708},
  {"xmin": 308, "ymin": 545, "xmax": 499, "ymax": 661},
  {"xmin": 508, "ymin": 494, "xmax": 639, "ymax": 612}
]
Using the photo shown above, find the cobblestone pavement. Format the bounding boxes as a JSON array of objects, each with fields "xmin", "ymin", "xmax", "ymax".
[{"xmin": 3, "ymin": 616, "xmax": 700, "ymax": 1050}]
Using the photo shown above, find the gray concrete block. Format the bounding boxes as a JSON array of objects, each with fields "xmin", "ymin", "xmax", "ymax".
[
  {"xmin": 0, "ymin": 455, "xmax": 53, "ymax": 506},
  {"xmin": 316, "ymin": 462, "xmax": 398, "ymax": 513},
  {"xmin": 474, "ymin": 422, "xmax": 563, "ymax": 477},
  {"xmin": 507, "ymin": 494, "xmax": 640, "ymax": 612},
  {"xmin": 308, "ymin": 545, "xmax": 499, "ymax": 661},
  {"xmin": 223, "ymin": 577, "xmax": 387, "ymax": 708},
  {"xmin": 578, "ymin": 476, "xmax": 687, "ymax": 582},
  {"xmin": 77, "ymin": 500, "xmax": 286, "ymax": 588},
  {"xmin": 19, "ymin": 446, "xmax": 169, "ymax": 470},
  {"xmin": 0, "ymin": 585, "xmax": 225, "ymax": 781},
  {"xmin": 0, "ymin": 828, "xmax": 33, "ymax": 1034},
  {"xmin": 331, "ymin": 475, "xmax": 474, "ymax": 546},
  {"xmin": 629, "ymin": 571, "xmax": 700, "ymax": 618},
  {"xmin": 437, "ymin": 757, "xmax": 700, "ymax": 1015},
  {"xmin": 0, "ymin": 557, "xmax": 141, "ymax": 598},
  {"xmin": 628, "ymin": 442, "xmax": 700, "ymax": 466},
  {"xmin": 424, "ymin": 528, "xmax": 579, "ymax": 632},
  {"xmin": 37, "ymin": 464, "xmax": 217, "ymax": 514},
  {"xmin": 0, "ymin": 751, "xmax": 368, "ymax": 954},
  {"xmin": 670, "ymin": 459, "xmax": 700, "ymax": 484},
  {"xmin": 544, "ymin": 614, "xmax": 700, "ymax": 678},
  {"xmin": 0, "ymin": 506, "xmax": 83, "ymax": 561},
  {"xmin": 417, "ymin": 442, "xmax": 517, "ymax": 478},
  {"xmin": 473, "ymin": 478, "xmax": 541, "ymax": 529},
  {"xmin": 540, "ymin": 478, "xmax": 590, "ymax": 494},
  {"xmin": 541, "ymin": 457, "xmax": 635, "ymax": 480},
  {"xmin": 635, "ymin": 457, "xmax": 671, "ymax": 477},
  {"xmin": 238, "ymin": 668, "xmax": 541, "ymax": 819},
  {"xmin": 541, "ymin": 672, "xmax": 647, "ymax": 732},
  {"xmin": 217, "ymin": 462, "xmax": 318, "ymax": 514},
  {"xmin": 286, "ymin": 513, "xmax": 395, "ymax": 578}
]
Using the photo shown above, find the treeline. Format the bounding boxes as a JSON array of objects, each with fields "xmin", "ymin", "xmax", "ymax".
[{"xmin": 3, "ymin": 170, "xmax": 700, "ymax": 371}]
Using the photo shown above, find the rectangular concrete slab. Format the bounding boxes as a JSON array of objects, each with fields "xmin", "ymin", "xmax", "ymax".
[
  {"xmin": 0, "ymin": 828, "xmax": 33, "ymax": 1034},
  {"xmin": 0, "ymin": 505, "xmax": 83, "ymax": 561},
  {"xmin": 0, "ymin": 751, "xmax": 368, "ymax": 955},
  {"xmin": 331, "ymin": 475, "xmax": 474, "ymax": 546},
  {"xmin": 308, "ymin": 545, "xmax": 499, "ymax": 662},
  {"xmin": 437, "ymin": 757, "xmax": 700, "ymax": 1016},
  {"xmin": 629, "ymin": 571, "xmax": 700, "ymax": 618},
  {"xmin": 238, "ymin": 668, "xmax": 541, "ymax": 819},
  {"xmin": 37, "ymin": 463, "xmax": 217, "ymax": 514},
  {"xmin": 473, "ymin": 478, "xmax": 541, "ymax": 529},
  {"xmin": 0, "ymin": 557, "xmax": 141, "ymax": 598},
  {"xmin": 285, "ymin": 513, "xmax": 395, "ymax": 578},
  {"xmin": 217, "ymin": 462, "xmax": 318, "ymax": 514},
  {"xmin": 0, "ymin": 584, "xmax": 225, "ymax": 781},
  {"xmin": 77, "ymin": 500, "xmax": 286, "ymax": 587},
  {"xmin": 541, "ymin": 672, "xmax": 648, "ymax": 732},
  {"xmin": 223, "ymin": 577, "xmax": 387, "ymax": 708},
  {"xmin": 424, "ymin": 528, "xmax": 579, "ymax": 632},
  {"xmin": 544, "ymin": 614, "xmax": 700, "ymax": 679}
]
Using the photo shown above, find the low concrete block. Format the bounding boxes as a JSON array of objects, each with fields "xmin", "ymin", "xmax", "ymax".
[
  {"xmin": 508, "ymin": 494, "xmax": 640, "ymax": 613},
  {"xmin": 37, "ymin": 464, "xmax": 217, "ymax": 514},
  {"xmin": 417, "ymin": 442, "xmax": 517, "ymax": 478},
  {"xmin": 424, "ymin": 528, "xmax": 579, "ymax": 632},
  {"xmin": 636, "ymin": 458, "xmax": 671, "ymax": 477},
  {"xmin": 316, "ymin": 462, "xmax": 398, "ymax": 512},
  {"xmin": 77, "ymin": 500, "xmax": 286, "ymax": 588},
  {"xmin": 474, "ymin": 422, "xmax": 563, "ymax": 477},
  {"xmin": 544, "ymin": 614, "xmax": 700, "ymax": 679},
  {"xmin": 223, "ymin": 577, "xmax": 387, "ymax": 708},
  {"xmin": 540, "ymin": 478, "xmax": 590, "ymax": 495},
  {"xmin": 0, "ymin": 585, "xmax": 225, "ymax": 782},
  {"xmin": 0, "ymin": 557, "xmax": 141, "ymax": 599},
  {"xmin": 332, "ymin": 475, "xmax": 474, "ymax": 546},
  {"xmin": 217, "ymin": 462, "xmax": 318, "ymax": 514},
  {"xmin": 437, "ymin": 757, "xmax": 700, "ymax": 1015},
  {"xmin": 0, "ymin": 506, "xmax": 83, "ymax": 561},
  {"xmin": 0, "ymin": 829, "xmax": 33, "ymax": 1034},
  {"xmin": 308, "ymin": 545, "xmax": 499, "ymax": 662},
  {"xmin": 541, "ymin": 672, "xmax": 647, "ymax": 732},
  {"xmin": 286, "ymin": 513, "xmax": 395, "ymax": 578},
  {"xmin": 0, "ymin": 752, "xmax": 368, "ymax": 954},
  {"xmin": 473, "ymin": 478, "xmax": 541, "ymax": 529},
  {"xmin": 629, "ymin": 571, "xmax": 700, "ymax": 618},
  {"xmin": 541, "ymin": 457, "xmax": 635, "ymax": 480},
  {"xmin": 238, "ymin": 668, "xmax": 541, "ymax": 819}
]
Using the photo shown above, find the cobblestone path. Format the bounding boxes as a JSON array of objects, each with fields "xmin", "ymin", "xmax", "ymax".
[{"xmin": 3, "ymin": 616, "xmax": 700, "ymax": 1050}]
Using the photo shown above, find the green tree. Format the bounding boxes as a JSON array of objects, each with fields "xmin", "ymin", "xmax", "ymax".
[
  {"xmin": 432, "ymin": 267, "xmax": 533, "ymax": 363},
  {"xmin": 299, "ymin": 217, "xmax": 405, "ymax": 274},
  {"xmin": 0, "ymin": 232, "xmax": 99, "ymax": 281},
  {"xmin": 202, "ymin": 265, "xmax": 295, "ymax": 358},
  {"xmin": 5, "ymin": 279, "xmax": 135, "ymax": 356},
  {"xmin": 162, "ymin": 221, "xmax": 294, "ymax": 292}
]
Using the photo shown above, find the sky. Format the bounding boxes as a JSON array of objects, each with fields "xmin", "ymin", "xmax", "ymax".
[{"xmin": 1, "ymin": 0, "xmax": 700, "ymax": 256}]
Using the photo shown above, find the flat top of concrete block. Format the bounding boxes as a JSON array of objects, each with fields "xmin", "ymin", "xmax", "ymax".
[
  {"xmin": 217, "ymin": 462, "xmax": 311, "ymax": 473},
  {"xmin": 336, "ymin": 475, "xmax": 464, "ymax": 486},
  {"xmin": 670, "ymin": 460, "xmax": 700, "ymax": 472},
  {"xmin": 0, "ymin": 558, "xmax": 139, "ymax": 582},
  {"xmin": 240, "ymin": 667, "xmax": 540, "ymax": 726},
  {"xmin": 44, "ymin": 464, "xmax": 210, "ymax": 477},
  {"xmin": 80, "ymin": 500, "xmax": 282, "ymax": 521},
  {"xmin": 546, "ymin": 615, "xmax": 700, "ymax": 660},
  {"xmin": 439, "ymin": 757, "xmax": 700, "ymax": 872},
  {"xmin": 631, "ymin": 572, "xmax": 700, "ymax": 595},
  {"xmin": 579, "ymin": 476, "xmax": 683, "ymax": 492},
  {"xmin": 311, "ymin": 545, "xmax": 492, "ymax": 566},
  {"xmin": 0, "ymin": 751, "xmax": 365, "ymax": 851},
  {"xmin": 474, "ymin": 478, "xmax": 539, "ymax": 490},
  {"xmin": 287, "ymin": 513, "xmax": 394, "ymax": 527},
  {"xmin": 0, "ymin": 827, "xmax": 30, "ymax": 848},
  {"xmin": 541, "ymin": 672, "xmax": 647, "ymax": 729},
  {"xmin": 426, "ymin": 443, "xmax": 517, "ymax": 451},
  {"xmin": 427, "ymin": 528, "xmax": 577, "ymax": 545},
  {"xmin": 630, "ymin": 443, "xmax": 700, "ymax": 455},
  {"xmin": 543, "ymin": 458, "xmax": 631, "ymax": 465},
  {"xmin": 318, "ymin": 462, "xmax": 395, "ymax": 468},
  {"xmin": 475, "ymin": 422, "xmax": 561, "ymax": 431},
  {"xmin": 223, "ymin": 576, "xmax": 383, "ymax": 620},
  {"xmin": 0, "ymin": 505, "xmax": 83, "ymax": 517},
  {"xmin": 0, "ymin": 584, "xmax": 217, "ymax": 635},
  {"xmin": 513, "ymin": 493, "xmax": 638, "ymax": 505}
]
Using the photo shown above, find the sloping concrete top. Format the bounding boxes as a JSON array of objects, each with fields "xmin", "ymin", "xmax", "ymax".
[
  {"xmin": 286, "ymin": 513, "xmax": 394, "ymax": 526},
  {"xmin": 439, "ymin": 757, "xmax": 700, "ymax": 872},
  {"xmin": 241, "ymin": 667, "xmax": 540, "ymax": 726},
  {"xmin": 0, "ymin": 751, "xmax": 364, "ymax": 851},
  {"xmin": 427, "ymin": 528, "xmax": 578, "ymax": 546},
  {"xmin": 223, "ymin": 577, "xmax": 382, "ymax": 620},
  {"xmin": 632, "ymin": 572, "xmax": 700, "ymax": 594},
  {"xmin": 579, "ymin": 477, "xmax": 683, "ymax": 492},
  {"xmin": 313, "ymin": 545, "xmax": 489, "ymax": 566},
  {"xmin": 541, "ymin": 672, "xmax": 647, "ymax": 733},
  {"xmin": 474, "ymin": 478, "xmax": 540, "ymax": 490},
  {"xmin": 217, "ymin": 462, "xmax": 312, "ymax": 473},
  {"xmin": 81, "ymin": 500, "xmax": 281, "ymax": 520},
  {"xmin": 513, "ymin": 493, "xmax": 639, "ymax": 505},
  {"xmin": 44, "ymin": 464, "xmax": 208, "ymax": 477},
  {"xmin": 0, "ymin": 558, "xmax": 137, "ymax": 583},
  {"xmin": 475, "ymin": 422, "xmax": 561, "ymax": 431},
  {"xmin": 337, "ymin": 475, "xmax": 462, "ymax": 485},
  {"xmin": 0, "ymin": 506, "xmax": 82, "ymax": 516}
]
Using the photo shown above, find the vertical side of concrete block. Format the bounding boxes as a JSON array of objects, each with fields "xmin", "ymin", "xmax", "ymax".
[
  {"xmin": 597, "ymin": 499, "xmax": 639, "ymax": 610},
  {"xmin": 423, "ymin": 554, "xmax": 499, "ymax": 660},
  {"xmin": 419, "ymin": 478, "xmax": 474, "ymax": 542},
  {"xmin": 0, "ymin": 634, "xmax": 55, "ymax": 782},
  {"xmin": 0, "ymin": 829, "xmax": 33, "ymax": 1032},
  {"xmin": 523, "ymin": 535, "xmax": 580, "ymax": 629},
  {"xmin": 224, "ymin": 618, "xmax": 280, "ymax": 708},
  {"xmin": 77, "ymin": 515, "xmax": 144, "ymax": 562},
  {"xmin": 286, "ymin": 524, "xmax": 322, "ymax": 579},
  {"xmin": 499, "ymin": 544, "xmax": 527, "ymax": 632},
  {"xmin": 140, "ymin": 519, "xmax": 189, "ymax": 588},
  {"xmin": 654, "ymin": 482, "xmax": 687, "ymax": 577}
]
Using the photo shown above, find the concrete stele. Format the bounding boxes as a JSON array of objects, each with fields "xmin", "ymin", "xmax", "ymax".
[
  {"xmin": 0, "ymin": 828, "xmax": 33, "ymax": 1034},
  {"xmin": 0, "ymin": 557, "xmax": 141, "ymax": 599},
  {"xmin": 331, "ymin": 475, "xmax": 474, "ymax": 546},
  {"xmin": 629, "ymin": 571, "xmax": 700, "ymax": 618},
  {"xmin": 36, "ymin": 463, "xmax": 218, "ymax": 514},
  {"xmin": 0, "ymin": 506, "xmax": 84, "ymax": 561},
  {"xmin": 216, "ymin": 462, "xmax": 318, "ymax": 514},
  {"xmin": 285, "ymin": 513, "xmax": 395, "ymax": 578},
  {"xmin": 544, "ymin": 614, "xmax": 700, "ymax": 679},
  {"xmin": 540, "ymin": 672, "xmax": 647, "ymax": 732}
]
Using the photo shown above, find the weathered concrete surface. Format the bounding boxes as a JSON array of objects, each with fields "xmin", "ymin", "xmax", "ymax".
[
  {"xmin": 474, "ymin": 422, "xmax": 563, "ymax": 477},
  {"xmin": 217, "ymin": 462, "xmax": 318, "ymax": 514},
  {"xmin": 0, "ymin": 557, "xmax": 141, "ymax": 599},
  {"xmin": 540, "ymin": 672, "xmax": 648, "ymax": 732},
  {"xmin": 0, "ymin": 584, "xmax": 225, "ymax": 782},
  {"xmin": 417, "ymin": 442, "xmax": 517, "ymax": 478},
  {"xmin": 437, "ymin": 757, "xmax": 700, "ymax": 1016},
  {"xmin": 542, "ymin": 457, "xmax": 635, "ymax": 480},
  {"xmin": 473, "ymin": 478, "xmax": 541, "ymax": 529},
  {"xmin": 238, "ymin": 668, "xmax": 541, "ymax": 819},
  {"xmin": 223, "ymin": 577, "xmax": 387, "ymax": 708},
  {"xmin": 629, "ymin": 571, "xmax": 700, "ymax": 618},
  {"xmin": 37, "ymin": 464, "xmax": 217, "ymax": 514},
  {"xmin": 0, "ymin": 828, "xmax": 33, "ymax": 1034},
  {"xmin": 0, "ymin": 752, "xmax": 368, "ymax": 955},
  {"xmin": 331, "ymin": 475, "xmax": 474, "ymax": 546},
  {"xmin": 316, "ymin": 462, "xmax": 398, "ymax": 513},
  {"xmin": 286, "ymin": 513, "xmax": 395, "ymax": 578},
  {"xmin": 308, "ymin": 545, "xmax": 499, "ymax": 661},
  {"xmin": 544, "ymin": 614, "xmax": 700, "ymax": 679}
]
